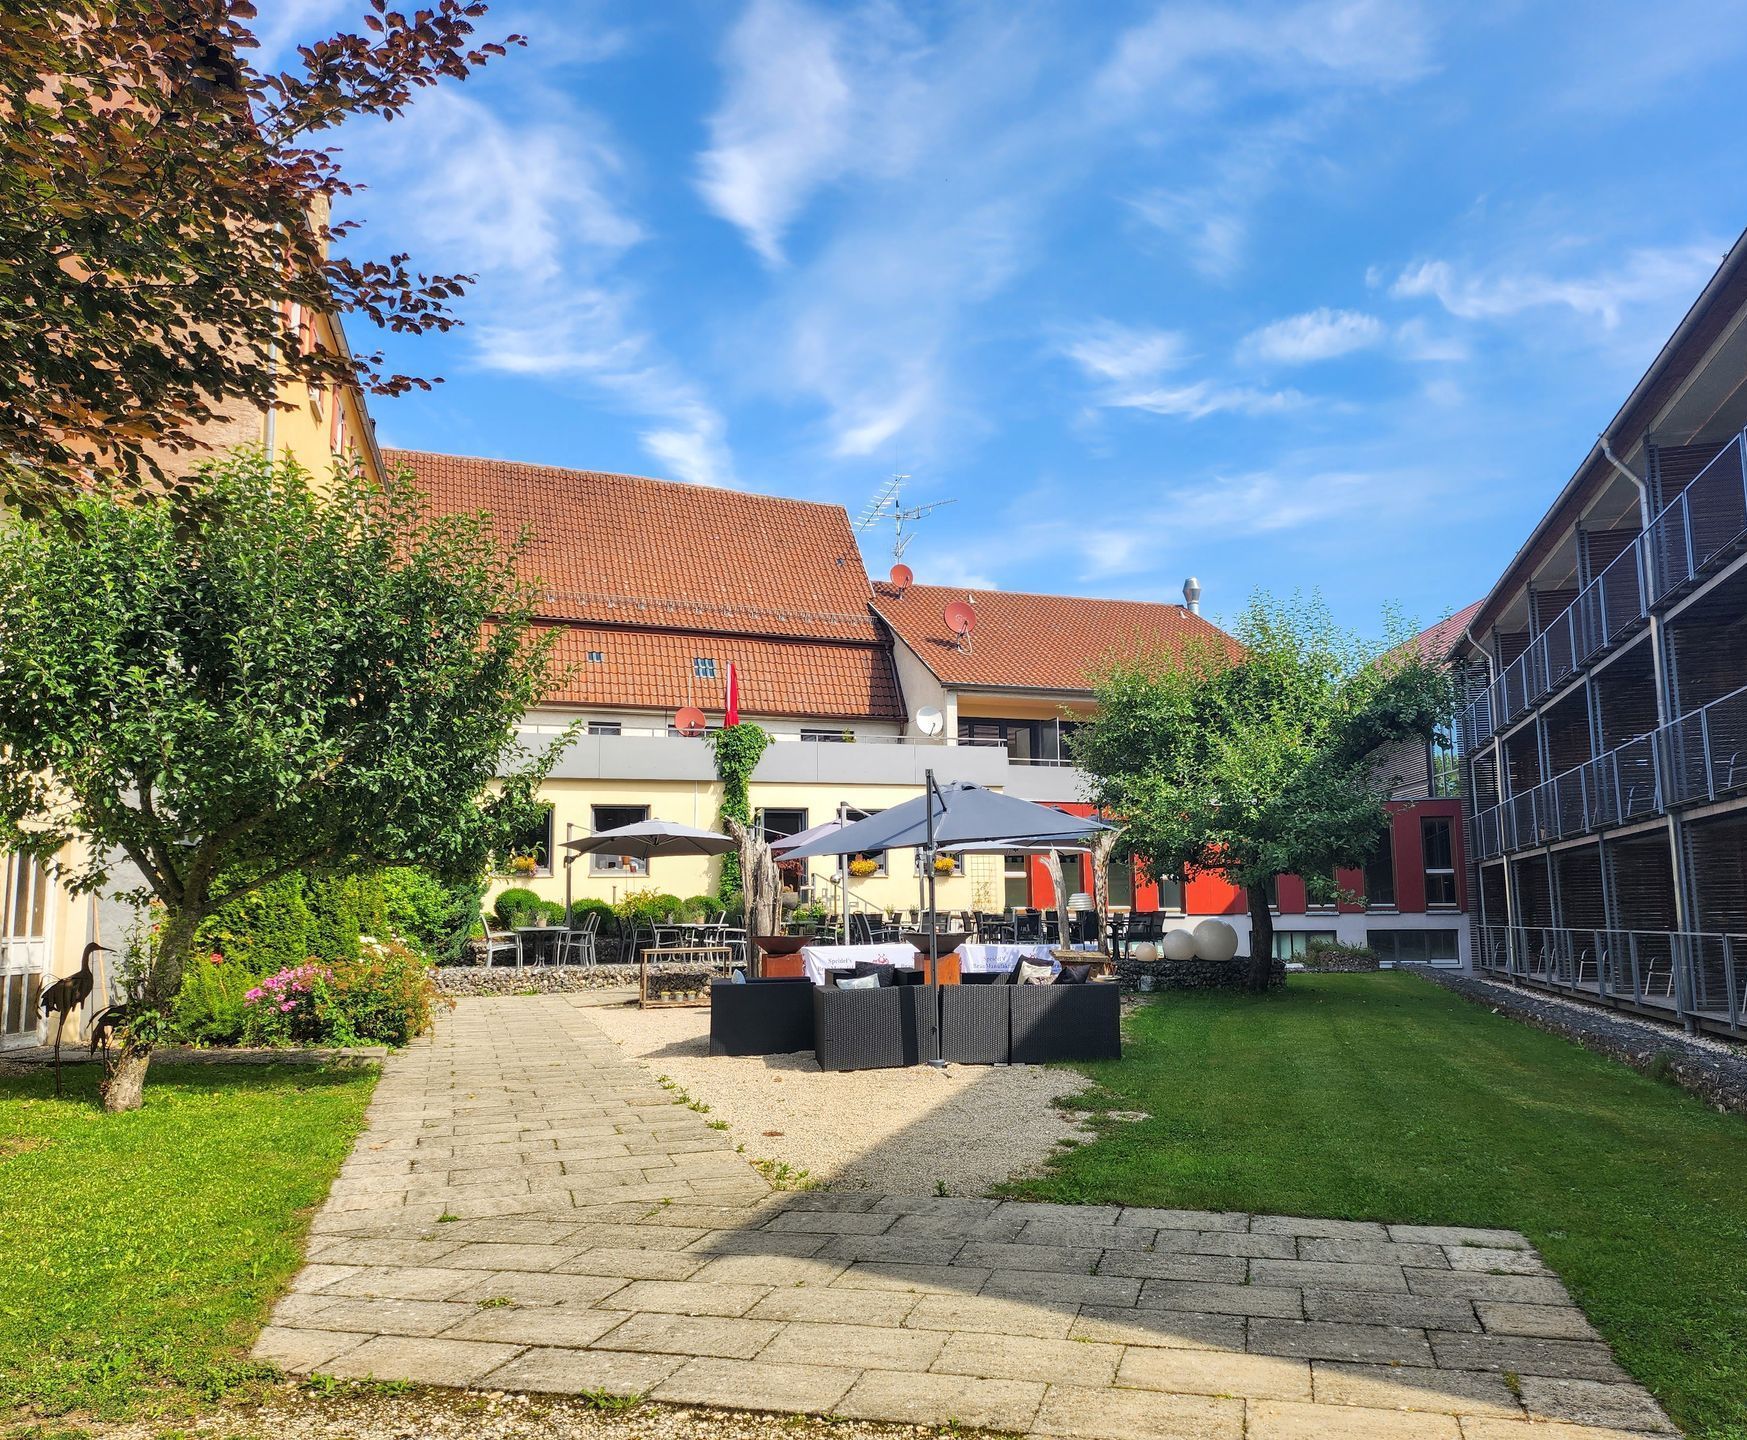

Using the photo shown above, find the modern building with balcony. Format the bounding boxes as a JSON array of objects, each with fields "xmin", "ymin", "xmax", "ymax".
[{"xmin": 1454, "ymin": 228, "xmax": 1747, "ymax": 1038}]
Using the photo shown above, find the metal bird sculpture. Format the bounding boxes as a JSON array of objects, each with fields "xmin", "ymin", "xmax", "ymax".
[
  {"xmin": 38, "ymin": 942, "xmax": 107, "ymax": 1096},
  {"xmin": 88, "ymin": 1004, "xmax": 131, "ymax": 1062}
]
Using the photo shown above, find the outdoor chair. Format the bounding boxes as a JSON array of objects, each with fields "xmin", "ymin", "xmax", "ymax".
[
  {"xmin": 1013, "ymin": 910, "xmax": 1041, "ymax": 942},
  {"xmin": 1010, "ymin": 982, "xmax": 1121, "ymax": 1063},
  {"xmin": 559, "ymin": 911, "xmax": 600, "ymax": 966},
  {"xmin": 709, "ymin": 977, "xmax": 814, "ymax": 1056},
  {"xmin": 478, "ymin": 914, "xmax": 518, "ymax": 968},
  {"xmin": 813, "ymin": 983, "xmax": 939, "ymax": 1071}
]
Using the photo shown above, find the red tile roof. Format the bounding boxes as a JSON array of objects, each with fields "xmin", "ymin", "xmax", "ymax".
[
  {"xmin": 389, "ymin": 449, "xmax": 881, "ymax": 643},
  {"xmin": 871, "ymin": 582, "xmax": 1241, "ymax": 692},
  {"xmin": 541, "ymin": 626, "xmax": 902, "ymax": 722},
  {"xmin": 394, "ymin": 450, "xmax": 901, "ymax": 722},
  {"xmin": 1410, "ymin": 600, "xmax": 1483, "ymax": 664}
]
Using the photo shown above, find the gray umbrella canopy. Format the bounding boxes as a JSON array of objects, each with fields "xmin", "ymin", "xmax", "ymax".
[
  {"xmin": 561, "ymin": 819, "xmax": 736, "ymax": 858},
  {"xmin": 780, "ymin": 782, "xmax": 1110, "ymax": 859}
]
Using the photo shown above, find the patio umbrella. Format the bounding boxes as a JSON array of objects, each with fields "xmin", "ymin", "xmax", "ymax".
[
  {"xmin": 778, "ymin": 782, "xmax": 1109, "ymax": 860},
  {"xmin": 561, "ymin": 819, "xmax": 737, "ymax": 858},
  {"xmin": 769, "ymin": 816, "xmax": 850, "ymax": 855},
  {"xmin": 783, "ymin": 777, "xmax": 1112, "ymax": 1063}
]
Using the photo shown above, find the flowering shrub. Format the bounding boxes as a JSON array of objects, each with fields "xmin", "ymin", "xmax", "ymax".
[
  {"xmin": 240, "ymin": 942, "xmax": 447, "ymax": 1047},
  {"xmin": 240, "ymin": 963, "xmax": 332, "ymax": 1046}
]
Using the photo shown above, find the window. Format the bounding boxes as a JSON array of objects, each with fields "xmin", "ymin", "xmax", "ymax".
[
  {"xmin": 1264, "ymin": 873, "xmax": 1279, "ymax": 910},
  {"xmin": 1369, "ymin": 928, "xmax": 1460, "ymax": 966},
  {"xmin": 1306, "ymin": 874, "xmax": 1337, "ymax": 913},
  {"xmin": 1003, "ymin": 852, "xmax": 1029, "ymax": 910},
  {"xmin": 1106, "ymin": 854, "xmax": 1134, "ymax": 909},
  {"xmin": 1363, "ymin": 832, "xmax": 1396, "ymax": 910},
  {"xmin": 800, "ymin": 727, "xmax": 851, "ymax": 743},
  {"xmin": 1154, "ymin": 874, "xmax": 1184, "ymax": 912},
  {"xmin": 692, "ymin": 656, "xmax": 717, "ymax": 679},
  {"xmin": 504, "ymin": 805, "xmax": 554, "ymax": 876},
  {"xmin": 586, "ymin": 651, "xmax": 604, "ymax": 664},
  {"xmin": 1422, "ymin": 817, "xmax": 1458, "ymax": 908},
  {"xmin": 756, "ymin": 807, "xmax": 808, "ymax": 842},
  {"xmin": 587, "ymin": 721, "xmax": 621, "ymax": 736},
  {"xmin": 1273, "ymin": 929, "xmax": 1336, "ymax": 960},
  {"xmin": 590, "ymin": 804, "xmax": 649, "ymax": 874}
]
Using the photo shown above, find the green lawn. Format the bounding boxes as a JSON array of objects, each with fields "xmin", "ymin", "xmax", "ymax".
[
  {"xmin": 1007, "ymin": 972, "xmax": 1747, "ymax": 1440},
  {"xmin": 0, "ymin": 1058, "xmax": 376, "ymax": 1421}
]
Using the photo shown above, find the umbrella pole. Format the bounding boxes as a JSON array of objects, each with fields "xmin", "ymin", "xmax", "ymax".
[
  {"xmin": 838, "ymin": 800, "xmax": 849, "ymax": 943},
  {"xmin": 925, "ymin": 768, "xmax": 943, "ymax": 1067}
]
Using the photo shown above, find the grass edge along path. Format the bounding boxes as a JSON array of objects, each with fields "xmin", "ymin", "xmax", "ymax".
[
  {"xmin": 1005, "ymin": 972, "xmax": 1747, "ymax": 1440},
  {"xmin": 0, "ymin": 1059, "xmax": 377, "ymax": 1423}
]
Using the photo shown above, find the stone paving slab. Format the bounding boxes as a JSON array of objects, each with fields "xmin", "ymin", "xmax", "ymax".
[{"xmin": 259, "ymin": 996, "xmax": 1677, "ymax": 1438}]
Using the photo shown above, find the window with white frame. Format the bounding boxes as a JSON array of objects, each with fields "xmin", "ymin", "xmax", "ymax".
[
  {"xmin": 1422, "ymin": 817, "xmax": 1458, "ymax": 908},
  {"xmin": 590, "ymin": 804, "xmax": 649, "ymax": 873},
  {"xmin": 692, "ymin": 657, "xmax": 717, "ymax": 679}
]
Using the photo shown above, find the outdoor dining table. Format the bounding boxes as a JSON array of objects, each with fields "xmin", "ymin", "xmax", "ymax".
[
  {"xmin": 512, "ymin": 924, "xmax": 565, "ymax": 968},
  {"xmin": 800, "ymin": 941, "xmax": 920, "ymax": 986}
]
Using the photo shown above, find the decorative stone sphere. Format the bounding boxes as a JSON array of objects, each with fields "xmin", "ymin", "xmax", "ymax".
[
  {"xmin": 1161, "ymin": 928, "xmax": 1198, "ymax": 962},
  {"xmin": 1193, "ymin": 919, "xmax": 1239, "ymax": 963},
  {"xmin": 1130, "ymin": 940, "xmax": 1159, "ymax": 963}
]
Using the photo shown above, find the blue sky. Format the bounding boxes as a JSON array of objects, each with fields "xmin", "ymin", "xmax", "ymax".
[{"xmin": 267, "ymin": 0, "xmax": 1747, "ymax": 637}]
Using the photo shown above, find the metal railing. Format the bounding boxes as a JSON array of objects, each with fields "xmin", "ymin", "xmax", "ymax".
[
  {"xmin": 1459, "ymin": 428, "xmax": 1747, "ymax": 751},
  {"xmin": 1469, "ymin": 680, "xmax": 1747, "ymax": 859},
  {"xmin": 1473, "ymin": 921, "xmax": 1745, "ymax": 1035}
]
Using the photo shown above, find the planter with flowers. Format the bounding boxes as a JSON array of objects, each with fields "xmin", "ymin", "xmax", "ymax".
[{"xmin": 847, "ymin": 857, "xmax": 880, "ymax": 878}]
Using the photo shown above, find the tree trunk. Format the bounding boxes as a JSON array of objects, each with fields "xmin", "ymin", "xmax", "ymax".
[
  {"xmin": 102, "ymin": 1039, "xmax": 151, "ymax": 1113},
  {"xmin": 100, "ymin": 901, "xmax": 196, "ymax": 1113},
  {"xmin": 1245, "ymin": 883, "xmax": 1275, "ymax": 994}
]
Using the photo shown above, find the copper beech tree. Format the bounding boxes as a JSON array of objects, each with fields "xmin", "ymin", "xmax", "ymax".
[
  {"xmin": 1072, "ymin": 594, "xmax": 1454, "ymax": 993},
  {"xmin": 0, "ymin": 454, "xmax": 564, "ymax": 1111},
  {"xmin": 0, "ymin": 1, "xmax": 522, "ymax": 515}
]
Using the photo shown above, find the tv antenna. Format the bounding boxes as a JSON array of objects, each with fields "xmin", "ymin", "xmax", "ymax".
[{"xmin": 853, "ymin": 474, "xmax": 956, "ymax": 561}]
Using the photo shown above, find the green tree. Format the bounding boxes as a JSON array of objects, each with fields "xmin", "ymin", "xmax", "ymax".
[
  {"xmin": 0, "ymin": 452, "xmax": 561, "ymax": 1109},
  {"xmin": 1073, "ymin": 593, "xmax": 1453, "ymax": 993},
  {"xmin": 0, "ymin": 1, "xmax": 522, "ymax": 515}
]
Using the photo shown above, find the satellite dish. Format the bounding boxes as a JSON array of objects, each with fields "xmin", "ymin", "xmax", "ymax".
[
  {"xmin": 889, "ymin": 562, "xmax": 913, "ymax": 590},
  {"xmin": 673, "ymin": 706, "xmax": 707, "ymax": 737},
  {"xmin": 943, "ymin": 599, "xmax": 976, "ymax": 637},
  {"xmin": 914, "ymin": 705, "xmax": 945, "ymax": 737}
]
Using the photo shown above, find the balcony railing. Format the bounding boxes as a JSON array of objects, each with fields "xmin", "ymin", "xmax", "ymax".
[
  {"xmin": 1459, "ymin": 428, "xmax": 1747, "ymax": 751},
  {"xmin": 1469, "ymin": 680, "xmax": 1747, "ymax": 859},
  {"xmin": 1473, "ymin": 922, "xmax": 1745, "ymax": 1036}
]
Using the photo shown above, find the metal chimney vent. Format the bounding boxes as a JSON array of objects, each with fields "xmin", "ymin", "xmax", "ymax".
[{"xmin": 1183, "ymin": 576, "xmax": 1202, "ymax": 614}]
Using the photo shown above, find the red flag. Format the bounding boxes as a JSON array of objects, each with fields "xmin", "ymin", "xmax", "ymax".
[{"xmin": 725, "ymin": 662, "xmax": 741, "ymax": 726}]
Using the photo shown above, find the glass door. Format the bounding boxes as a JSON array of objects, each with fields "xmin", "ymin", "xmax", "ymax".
[{"xmin": 1, "ymin": 852, "xmax": 55, "ymax": 1049}]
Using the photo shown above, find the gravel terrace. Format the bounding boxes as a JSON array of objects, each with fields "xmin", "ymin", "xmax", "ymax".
[
  {"xmin": 257, "ymin": 996, "xmax": 1676, "ymax": 1440},
  {"xmin": 583, "ymin": 996, "xmax": 1093, "ymax": 1195}
]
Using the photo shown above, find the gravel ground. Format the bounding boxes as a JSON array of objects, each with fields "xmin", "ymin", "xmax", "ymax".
[
  {"xmin": 83, "ymin": 1383, "xmax": 993, "ymax": 1440},
  {"xmin": 582, "ymin": 999, "xmax": 1095, "ymax": 1196}
]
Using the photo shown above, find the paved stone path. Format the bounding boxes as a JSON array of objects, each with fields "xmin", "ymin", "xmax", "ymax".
[{"xmin": 258, "ymin": 997, "xmax": 1677, "ymax": 1439}]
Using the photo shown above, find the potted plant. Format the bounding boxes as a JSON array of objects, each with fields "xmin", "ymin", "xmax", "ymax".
[
  {"xmin": 505, "ymin": 853, "xmax": 540, "ymax": 878},
  {"xmin": 847, "ymin": 857, "xmax": 879, "ymax": 878},
  {"xmin": 932, "ymin": 854, "xmax": 957, "ymax": 876}
]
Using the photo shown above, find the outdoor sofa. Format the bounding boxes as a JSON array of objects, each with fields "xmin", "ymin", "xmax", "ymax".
[{"xmin": 707, "ymin": 967, "xmax": 1121, "ymax": 1069}]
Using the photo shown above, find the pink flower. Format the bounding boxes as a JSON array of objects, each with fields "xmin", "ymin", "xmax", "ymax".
[{"xmin": 280, "ymin": 1000, "xmax": 295, "ymax": 1012}]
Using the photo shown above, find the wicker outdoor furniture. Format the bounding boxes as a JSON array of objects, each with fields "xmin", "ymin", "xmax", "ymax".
[
  {"xmin": 1010, "ymin": 982, "xmax": 1121, "ymax": 1062},
  {"xmin": 812, "ymin": 982, "xmax": 940, "ymax": 1071},
  {"xmin": 708, "ymin": 977, "xmax": 814, "ymax": 1056}
]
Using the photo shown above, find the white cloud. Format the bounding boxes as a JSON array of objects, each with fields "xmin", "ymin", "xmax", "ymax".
[
  {"xmin": 349, "ymin": 90, "xmax": 732, "ymax": 486},
  {"xmin": 1112, "ymin": 382, "xmax": 1307, "ymax": 421},
  {"xmin": 1064, "ymin": 322, "xmax": 1190, "ymax": 385},
  {"xmin": 1242, "ymin": 308, "xmax": 1384, "ymax": 364},
  {"xmin": 1061, "ymin": 322, "xmax": 1303, "ymax": 421},
  {"xmin": 1127, "ymin": 191, "xmax": 1249, "ymax": 280},
  {"xmin": 696, "ymin": 0, "xmax": 856, "ymax": 265},
  {"xmin": 1389, "ymin": 243, "xmax": 1722, "ymax": 329},
  {"xmin": 1098, "ymin": 0, "xmax": 1434, "ymax": 105}
]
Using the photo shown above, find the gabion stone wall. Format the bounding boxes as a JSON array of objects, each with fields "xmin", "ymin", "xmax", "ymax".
[
  {"xmin": 434, "ymin": 963, "xmax": 713, "ymax": 996},
  {"xmin": 1115, "ymin": 956, "xmax": 1285, "ymax": 991}
]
